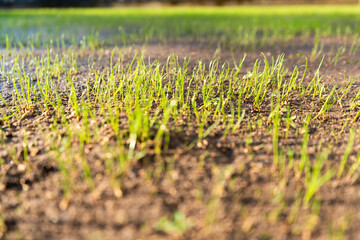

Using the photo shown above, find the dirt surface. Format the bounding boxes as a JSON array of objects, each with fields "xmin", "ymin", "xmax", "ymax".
[{"xmin": 2, "ymin": 37, "xmax": 360, "ymax": 240}]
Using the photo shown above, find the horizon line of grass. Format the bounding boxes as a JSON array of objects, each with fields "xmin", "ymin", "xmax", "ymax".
[{"xmin": 1, "ymin": 6, "xmax": 360, "ymax": 49}]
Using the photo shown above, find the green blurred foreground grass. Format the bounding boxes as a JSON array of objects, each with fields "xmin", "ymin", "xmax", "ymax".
[{"xmin": 1, "ymin": 6, "xmax": 360, "ymax": 48}]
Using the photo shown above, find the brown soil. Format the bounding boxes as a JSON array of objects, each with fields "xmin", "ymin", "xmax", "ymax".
[{"xmin": 2, "ymin": 37, "xmax": 360, "ymax": 240}]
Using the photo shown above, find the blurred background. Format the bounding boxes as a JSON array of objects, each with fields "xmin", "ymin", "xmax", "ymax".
[{"xmin": 0, "ymin": 0, "xmax": 358, "ymax": 7}]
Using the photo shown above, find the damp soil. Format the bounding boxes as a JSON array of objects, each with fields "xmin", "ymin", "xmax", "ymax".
[{"xmin": 2, "ymin": 37, "xmax": 360, "ymax": 240}]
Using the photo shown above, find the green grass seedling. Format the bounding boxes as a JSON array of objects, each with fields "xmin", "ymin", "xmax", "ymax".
[
  {"xmin": 155, "ymin": 211, "xmax": 193, "ymax": 235},
  {"xmin": 338, "ymin": 76, "xmax": 356, "ymax": 108},
  {"xmin": 282, "ymin": 107, "xmax": 296, "ymax": 139},
  {"xmin": 298, "ymin": 115, "xmax": 311, "ymax": 178},
  {"xmin": 313, "ymin": 85, "xmax": 336, "ymax": 120},
  {"xmin": 304, "ymin": 149, "xmax": 335, "ymax": 206},
  {"xmin": 337, "ymin": 128, "xmax": 356, "ymax": 178},
  {"xmin": 154, "ymin": 99, "xmax": 177, "ymax": 155},
  {"xmin": 272, "ymin": 100, "xmax": 280, "ymax": 166},
  {"xmin": 331, "ymin": 46, "xmax": 346, "ymax": 66},
  {"xmin": 205, "ymin": 165, "xmax": 234, "ymax": 227}
]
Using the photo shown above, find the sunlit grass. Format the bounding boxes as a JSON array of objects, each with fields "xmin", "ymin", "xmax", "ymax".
[{"xmin": 1, "ymin": 6, "xmax": 360, "ymax": 48}]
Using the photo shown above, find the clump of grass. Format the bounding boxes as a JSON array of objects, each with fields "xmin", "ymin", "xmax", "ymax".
[
  {"xmin": 337, "ymin": 128, "xmax": 356, "ymax": 178},
  {"xmin": 303, "ymin": 149, "xmax": 335, "ymax": 205},
  {"xmin": 155, "ymin": 211, "xmax": 193, "ymax": 235},
  {"xmin": 205, "ymin": 166, "xmax": 235, "ymax": 226}
]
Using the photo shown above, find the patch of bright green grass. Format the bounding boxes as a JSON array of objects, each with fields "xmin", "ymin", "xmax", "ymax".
[{"xmin": 1, "ymin": 6, "xmax": 360, "ymax": 48}]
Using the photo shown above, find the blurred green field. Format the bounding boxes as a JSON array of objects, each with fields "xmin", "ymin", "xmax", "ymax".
[{"xmin": 1, "ymin": 6, "xmax": 360, "ymax": 48}]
